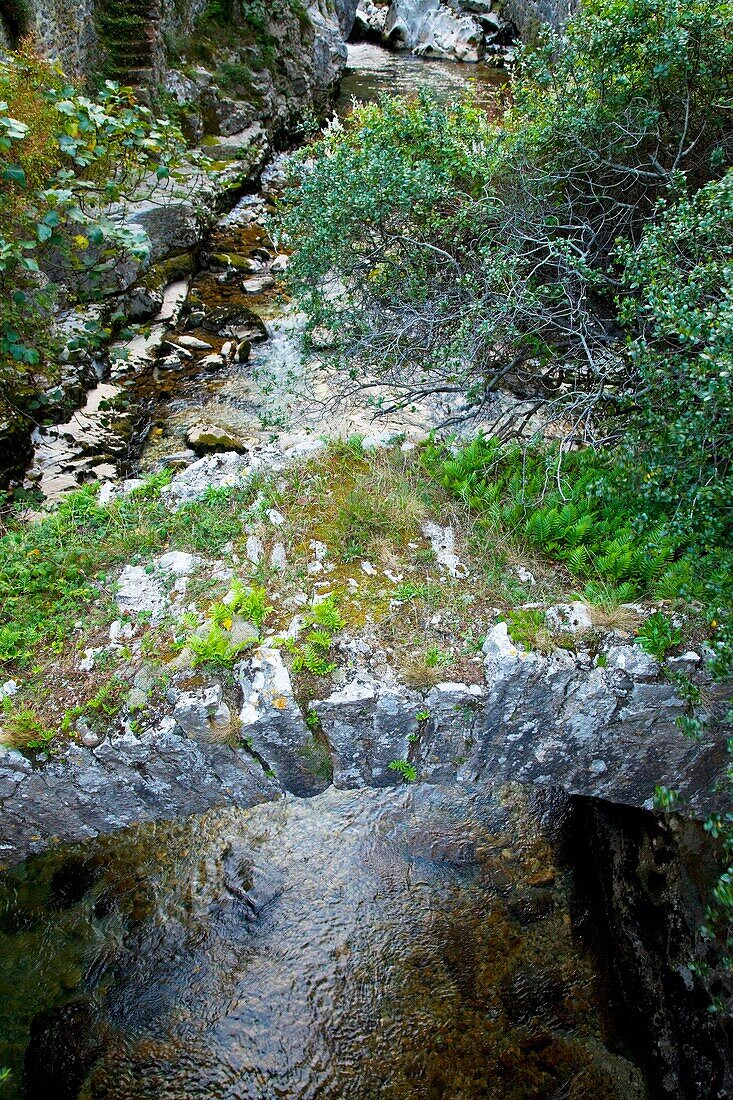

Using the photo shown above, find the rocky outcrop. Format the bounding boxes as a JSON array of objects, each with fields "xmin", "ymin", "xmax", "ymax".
[
  {"xmin": 568, "ymin": 798, "xmax": 733, "ymax": 1099},
  {"xmin": 1, "ymin": 568, "xmax": 729, "ymax": 867},
  {"xmin": 501, "ymin": 0, "xmax": 578, "ymax": 40},
  {"xmin": 354, "ymin": 0, "xmax": 513, "ymax": 61},
  {"xmin": 0, "ymin": 723, "xmax": 280, "ymax": 867},
  {"xmin": 313, "ymin": 623, "xmax": 729, "ymax": 818}
]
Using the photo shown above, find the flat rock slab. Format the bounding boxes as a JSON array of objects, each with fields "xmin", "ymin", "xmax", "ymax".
[{"xmin": 0, "ymin": 723, "xmax": 280, "ymax": 867}]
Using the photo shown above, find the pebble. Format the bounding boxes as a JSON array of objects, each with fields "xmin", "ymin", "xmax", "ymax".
[
  {"xmin": 0, "ymin": 680, "xmax": 18, "ymax": 700},
  {"xmin": 164, "ymin": 341, "xmax": 193, "ymax": 359}
]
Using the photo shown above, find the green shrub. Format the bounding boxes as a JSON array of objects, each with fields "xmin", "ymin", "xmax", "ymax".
[
  {"xmin": 616, "ymin": 172, "xmax": 733, "ymax": 550},
  {"xmin": 0, "ymin": 48, "xmax": 185, "ymax": 406},
  {"xmin": 636, "ymin": 612, "xmax": 682, "ymax": 660},
  {"xmin": 278, "ymin": 0, "xmax": 733, "ymax": 436}
]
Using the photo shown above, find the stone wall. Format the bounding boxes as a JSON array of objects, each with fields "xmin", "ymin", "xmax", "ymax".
[{"xmin": 1, "ymin": 0, "xmax": 98, "ymax": 76}]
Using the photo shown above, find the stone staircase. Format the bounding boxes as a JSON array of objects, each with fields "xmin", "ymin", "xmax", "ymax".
[{"xmin": 94, "ymin": 0, "xmax": 165, "ymax": 89}]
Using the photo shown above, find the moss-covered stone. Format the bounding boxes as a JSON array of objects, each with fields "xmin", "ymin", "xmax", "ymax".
[{"xmin": 142, "ymin": 253, "xmax": 195, "ymax": 292}]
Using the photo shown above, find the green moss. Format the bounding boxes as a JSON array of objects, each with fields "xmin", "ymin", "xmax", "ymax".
[{"xmin": 141, "ymin": 253, "xmax": 195, "ymax": 292}]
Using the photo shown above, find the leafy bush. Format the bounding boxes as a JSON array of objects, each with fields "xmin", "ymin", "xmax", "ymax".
[
  {"xmin": 0, "ymin": 48, "xmax": 184, "ymax": 403},
  {"xmin": 636, "ymin": 612, "xmax": 682, "ymax": 660},
  {"xmin": 617, "ymin": 171, "xmax": 733, "ymax": 549},
  {"xmin": 278, "ymin": 0, "xmax": 733, "ymax": 435}
]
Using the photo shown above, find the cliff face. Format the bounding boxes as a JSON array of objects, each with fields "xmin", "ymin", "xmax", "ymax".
[{"xmin": 0, "ymin": 0, "xmax": 359, "ymax": 99}]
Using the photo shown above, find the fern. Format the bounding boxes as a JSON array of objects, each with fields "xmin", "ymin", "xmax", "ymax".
[
  {"xmin": 305, "ymin": 595, "xmax": 344, "ymax": 633},
  {"xmin": 301, "ymin": 643, "xmax": 337, "ymax": 676},
  {"xmin": 229, "ymin": 582, "xmax": 273, "ymax": 630},
  {"xmin": 564, "ymin": 544, "xmax": 589, "ymax": 573},
  {"xmin": 525, "ymin": 508, "xmax": 559, "ymax": 546}
]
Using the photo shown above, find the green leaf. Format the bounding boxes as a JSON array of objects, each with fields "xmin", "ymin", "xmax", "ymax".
[{"xmin": 2, "ymin": 165, "xmax": 26, "ymax": 187}]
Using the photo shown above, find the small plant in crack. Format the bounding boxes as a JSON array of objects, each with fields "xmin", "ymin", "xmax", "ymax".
[
  {"xmin": 286, "ymin": 595, "xmax": 344, "ymax": 677},
  {"xmin": 389, "ymin": 759, "xmax": 417, "ymax": 782}
]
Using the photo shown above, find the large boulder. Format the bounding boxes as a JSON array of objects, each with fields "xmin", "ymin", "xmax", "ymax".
[{"xmin": 313, "ymin": 673, "xmax": 423, "ymax": 787}]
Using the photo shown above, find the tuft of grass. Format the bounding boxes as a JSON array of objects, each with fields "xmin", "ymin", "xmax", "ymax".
[
  {"xmin": 1, "ymin": 707, "xmax": 56, "ymax": 751},
  {"xmin": 506, "ymin": 609, "xmax": 555, "ymax": 656}
]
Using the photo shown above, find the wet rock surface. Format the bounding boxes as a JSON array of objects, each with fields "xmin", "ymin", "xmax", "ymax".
[
  {"xmin": 0, "ymin": 724, "xmax": 280, "ymax": 867},
  {"xmin": 567, "ymin": 798, "xmax": 733, "ymax": 1099},
  {"xmin": 1, "ymin": 612, "xmax": 728, "ymax": 867}
]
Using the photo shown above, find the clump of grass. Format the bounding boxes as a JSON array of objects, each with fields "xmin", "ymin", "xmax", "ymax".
[
  {"xmin": 1, "ymin": 707, "xmax": 56, "ymax": 752},
  {"xmin": 400, "ymin": 645, "xmax": 454, "ymax": 688},
  {"xmin": 506, "ymin": 609, "xmax": 556, "ymax": 655}
]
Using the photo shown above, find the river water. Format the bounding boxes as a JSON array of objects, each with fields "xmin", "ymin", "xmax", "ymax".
[{"xmin": 0, "ymin": 784, "xmax": 646, "ymax": 1099}]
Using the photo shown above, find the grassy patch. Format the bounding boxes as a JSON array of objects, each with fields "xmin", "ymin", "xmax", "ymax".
[
  {"xmin": 4, "ymin": 435, "xmax": 710, "ymax": 743},
  {"xmin": 424, "ymin": 436, "xmax": 730, "ymax": 676}
]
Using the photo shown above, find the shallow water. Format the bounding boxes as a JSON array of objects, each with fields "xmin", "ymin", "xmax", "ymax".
[
  {"xmin": 338, "ymin": 42, "xmax": 506, "ymax": 112},
  {"xmin": 0, "ymin": 783, "xmax": 644, "ymax": 1099}
]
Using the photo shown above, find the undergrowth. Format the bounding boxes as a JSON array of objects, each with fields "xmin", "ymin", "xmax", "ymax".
[{"xmin": 424, "ymin": 436, "xmax": 731, "ymax": 677}]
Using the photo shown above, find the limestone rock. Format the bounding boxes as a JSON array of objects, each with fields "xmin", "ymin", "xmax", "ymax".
[
  {"xmin": 173, "ymin": 685, "xmax": 232, "ymax": 738},
  {"xmin": 313, "ymin": 672, "xmax": 422, "ymax": 787},
  {"xmin": 163, "ymin": 69, "xmax": 200, "ymax": 106},
  {"xmin": 125, "ymin": 177, "xmax": 216, "ymax": 262},
  {"xmin": 186, "ymin": 424, "xmax": 251, "ymax": 455},
  {"xmin": 115, "ymin": 551, "xmax": 196, "ymax": 621},
  {"xmin": 413, "ymin": 682, "xmax": 485, "ymax": 783},
  {"xmin": 358, "ymin": 0, "xmax": 487, "ymax": 61},
  {"xmin": 243, "ymin": 274, "xmax": 276, "ymax": 294},
  {"xmin": 238, "ymin": 648, "xmax": 328, "ymax": 796},
  {"xmin": 162, "ymin": 452, "xmax": 251, "ymax": 507},
  {"xmin": 0, "ymin": 725, "xmax": 280, "ymax": 867},
  {"xmin": 545, "ymin": 601, "xmax": 593, "ymax": 634}
]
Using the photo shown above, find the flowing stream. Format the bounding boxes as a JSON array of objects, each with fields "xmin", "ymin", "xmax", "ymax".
[{"xmin": 0, "ymin": 784, "xmax": 646, "ymax": 1099}]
